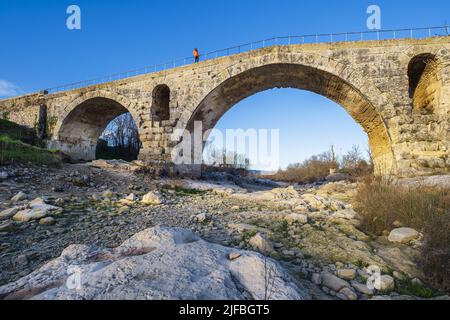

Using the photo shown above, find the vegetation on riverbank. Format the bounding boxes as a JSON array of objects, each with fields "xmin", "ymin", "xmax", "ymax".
[
  {"xmin": 0, "ymin": 136, "xmax": 63, "ymax": 166},
  {"xmin": 354, "ymin": 176, "xmax": 450, "ymax": 293}
]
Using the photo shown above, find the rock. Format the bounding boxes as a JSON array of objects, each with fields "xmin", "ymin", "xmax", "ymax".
[
  {"xmin": 11, "ymin": 192, "xmax": 28, "ymax": 203},
  {"xmin": 39, "ymin": 217, "xmax": 56, "ymax": 225},
  {"xmin": 311, "ymin": 273, "xmax": 322, "ymax": 285},
  {"xmin": 0, "ymin": 171, "xmax": 8, "ymax": 180},
  {"xmin": 228, "ymin": 252, "xmax": 241, "ymax": 261},
  {"xmin": 377, "ymin": 275, "xmax": 395, "ymax": 292},
  {"xmin": 141, "ymin": 192, "xmax": 162, "ymax": 205},
  {"xmin": 126, "ymin": 194, "xmax": 137, "ymax": 202},
  {"xmin": 373, "ymin": 246, "xmax": 421, "ymax": 278},
  {"xmin": 0, "ymin": 207, "xmax": 20, "ymax": 220},
  {"xmin": 337, "ymin": 269, "xmax": 356, "ymax": 280},
  {"xmin": 13, "ymin": 200, "xmax": 61, "ymax": 223},
  {"xmin": 0, "ymin": 227, "xmax": 307, "ymax": 300},
  {"xmin": 92, "ymin": 194, "xmax": 102, "ymax": 201},
  {"xmin": 0, "ymin": 221, "xmax": 14, "ymax": 232},
  {"xmin": 337, "ymin": 287, "xmax": 358, "ymax": 300},
  {"xmin": 118, "ymin": 194, "xmax": 136, "ymax": 205},
  {"xmin": 285, "ymin": 213, "xmax": 308, "ymax": 225},
  {"xmin": 193, "ymin": 213, "xmax": 208, "ymax": 223},
  {"xmin": 321, "ymin": 272, "xmax": 349, "ymax": 292},
  {"xmin": 388, "ymin": 228, "xmax": 420, "ymax": 244},
  {"xmin": 29, "ymin": 197, "xmax": 46, "ymax": 207},
  {"xmin": 102, "ymin": 190, "xmax": 115, "ymax": 199},
  {"xmin": 249, "ymin": 233, "xmax": 275, "ymax": 254},
  {"xmin": 351, "ymin": 280, "xmax": 374, "ymax": 295}
]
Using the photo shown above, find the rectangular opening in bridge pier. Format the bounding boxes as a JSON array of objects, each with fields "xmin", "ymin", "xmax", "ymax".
[{"xmin": 37, "ymin": 104, "xmax": 47, "ymax": 140}]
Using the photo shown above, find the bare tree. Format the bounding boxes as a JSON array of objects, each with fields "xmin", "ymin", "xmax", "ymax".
[{"xmin": 98, "ymin": 113, "xmax": 141, "ymax": 161}]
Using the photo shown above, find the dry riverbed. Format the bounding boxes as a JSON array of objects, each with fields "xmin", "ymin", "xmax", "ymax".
[{"xmin": 0, "ymin": 160, "xmax": 448, "ymax": 300}]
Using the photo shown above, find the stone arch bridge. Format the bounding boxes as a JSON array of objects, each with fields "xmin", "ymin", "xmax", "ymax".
[{"xmin": 1, "ymin": 36, "xmax": 449, "ymax": 177}]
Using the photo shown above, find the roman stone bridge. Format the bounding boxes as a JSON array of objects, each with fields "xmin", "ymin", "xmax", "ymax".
[{"xmin": 1, "ymin": 36, "xmax": 449, "ymax": 177}]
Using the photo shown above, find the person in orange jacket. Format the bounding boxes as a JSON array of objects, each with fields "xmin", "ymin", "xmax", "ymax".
[{"xmin": 193, "ymin": 48, "xmax": 200, "ymax": 63}]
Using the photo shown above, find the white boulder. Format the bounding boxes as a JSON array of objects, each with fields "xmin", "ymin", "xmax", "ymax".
[
  {"xmin": 0, "ymin": 227, "xmax": 306, "ymax": 300},
  {"xmin": 388, "ymin": 228, "xmax": 420, "ymax": 244}
]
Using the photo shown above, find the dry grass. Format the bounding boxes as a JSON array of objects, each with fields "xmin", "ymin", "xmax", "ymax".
[
  {"xmin": 353, "ymin": 176, "xmax": 450, "ymax": 293},
  {"xmin": 268, "ymin": 157, "xmax": 336, "ymax": 184}
]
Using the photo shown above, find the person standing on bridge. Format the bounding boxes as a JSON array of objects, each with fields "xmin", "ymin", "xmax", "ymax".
[{"xmin": 193, "ymin": 48, "xmax": 200, "ymax": 63}]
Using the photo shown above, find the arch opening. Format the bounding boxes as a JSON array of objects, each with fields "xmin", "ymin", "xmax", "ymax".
[
  {"xmin": 204, "ymin": 88, "xmax": 371, "ymax": 173},
  {"xmin": 183, "ymin": 63, "xmax": 394, "ymax": 175},
  {"xmin": 58, "ymin": 97, "xmax": 140, "ymax": 161},
  {"xmin": 408, "ymin": 53, "xmax": 440, "ymax": 113},
  {"xmin": 152, "ymin": 84, "xmax": 171, "ymax": 122}
]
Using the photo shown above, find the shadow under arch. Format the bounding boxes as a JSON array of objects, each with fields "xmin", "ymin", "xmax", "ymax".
[
  {"xmin": 57, "ymin": 96, "xmax": 140, "ymax": 161},
  {"xmin": 182, "ymin": 63, "xmax": 395, "ymax": 175}
]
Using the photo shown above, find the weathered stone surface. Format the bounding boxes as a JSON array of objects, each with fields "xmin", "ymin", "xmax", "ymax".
[
  {"xmin": 388, "ymin": 228, "xmax": 420, "ymax": 244},
  {"xmin": 0, "ymin": 227, "xmax": 306, "ymax": 300}
]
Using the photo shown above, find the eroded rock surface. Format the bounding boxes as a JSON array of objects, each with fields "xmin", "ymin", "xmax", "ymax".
[{"xmin": 0, "ymin": 226, "xmax": 306, "ymax": 300}]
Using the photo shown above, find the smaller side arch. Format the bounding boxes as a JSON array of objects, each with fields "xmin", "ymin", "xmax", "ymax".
[
  {"xmin": 52, "ymin": 91, "xmax": 141, "ymax": 161},
  {"xmin": 152, "ymin": 84, "xmax": 171, "ymax": 123},
  {"xmin": 408, "ymin": 53, "xmax": 441, "ymax": 113}
]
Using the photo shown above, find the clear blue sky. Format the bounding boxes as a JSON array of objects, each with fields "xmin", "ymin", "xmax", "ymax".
[{"xmin": 1, "ymin": 0, "xmax": 449, "ymax": 169}]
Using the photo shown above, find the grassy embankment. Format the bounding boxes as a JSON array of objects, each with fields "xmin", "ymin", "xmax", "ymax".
[{"xmin": 0, "ymin": 119, "xmax": 63, "ymax": 166}]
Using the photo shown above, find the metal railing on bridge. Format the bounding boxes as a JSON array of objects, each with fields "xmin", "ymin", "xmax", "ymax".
[{"xmin": 33, "ymin": 25, "xmax": 450, "ymax": 95}]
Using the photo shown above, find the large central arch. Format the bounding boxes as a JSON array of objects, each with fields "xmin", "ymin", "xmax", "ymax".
[
  {"xmin": 182, "ymin": 63, "xmax": 395, "ymax": 175},
  {"xmin": 55, "ymin": 93, "xmax": 140, "ymax": 161}
]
